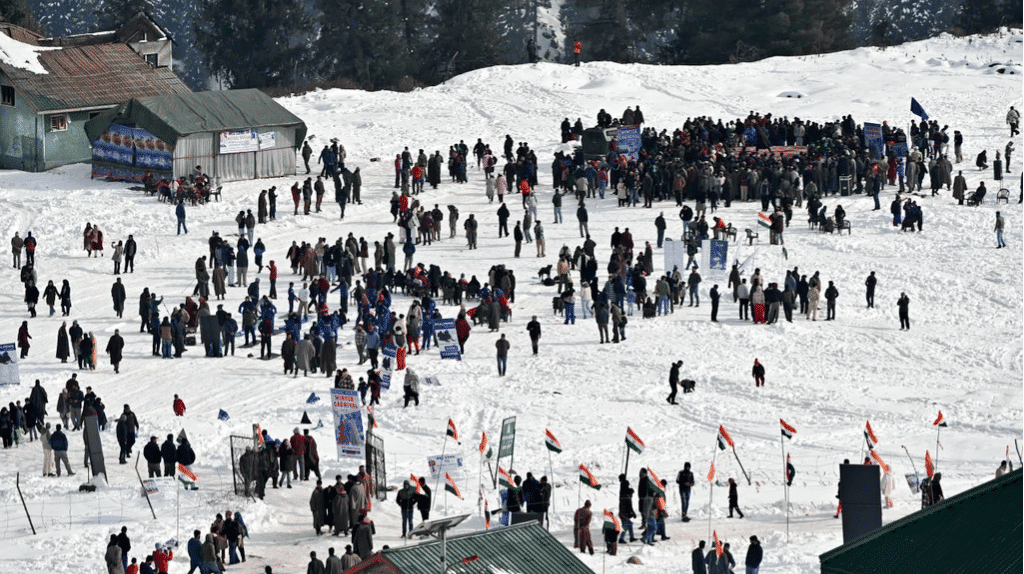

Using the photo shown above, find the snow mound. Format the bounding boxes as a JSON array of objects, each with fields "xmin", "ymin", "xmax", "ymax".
[{"xmin": 0, "ymin": 30, "xmax": 56, "ymax": 74}]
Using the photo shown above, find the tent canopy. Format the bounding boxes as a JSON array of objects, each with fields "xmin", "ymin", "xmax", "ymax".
[{"xmin": 85, "ymin": 89, "xmax": 306, "ymax": 147}]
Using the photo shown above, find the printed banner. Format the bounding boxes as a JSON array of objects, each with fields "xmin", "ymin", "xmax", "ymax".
[
  {"xmin": 0, "ymin": 343, "xmax": 20, "ymax": 386},
  {"xmin": 381, "ymin": 345, "xmax": 397, "ymax": 390},
  {"xmin": 220, "ymin": 129, "xmax": 258, "ymax": 154},
  {"xmin": 863, "ymin": 123, "xmax": 884, "ymax": 159},
  {"xmin": 497, "ymin": 416, "xmax": 516, "ymax": 461},
  {"xmin": 662, "ymin": 238, "xmax": 688, "ymax": 274},
  {"xmin": 427, "ymin": 453, "xmax": 466, "ymax": 480},
  {"xmin": 331, "ymin": 389, "xmax": 365, "ymax": 459},
  {"xmin": 258, "ymin": 131, "xmax": 277, "ymax": 150},
  {"xmin": 434, "ymin": 318, "xmax": 461, "ymax": 360},
  {"xmin": 616, "ymin": 125, "xmax": 642, "ymax": 162},
  {"xmin": 700, "ymin": 239, "xmax": 729, "ymax": 281},
  {"xmin": 905, "ymin": 473, "xmax": 921, "ymax": 494}
]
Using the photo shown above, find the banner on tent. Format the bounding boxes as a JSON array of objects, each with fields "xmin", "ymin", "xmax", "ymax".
[
  {"xmin": 381, "ymin": 345, "xmax": 397, "ymax": 389},
  {"xmin": 427, "ymin": 453, "xmax": 466, "ymax": 480},
  {"xmin": 0, "ymin": 343, "xmax": 20, "ymax": 386},
  {"xmin": 863, "ymin": 123, "xmax": 884, "ymax": 159},
  {"xmin": 258, "ymin": 131, "xmax": 277, "ymax": 151},
  {"xmin": 331, "ymin": 389, "xmax": 365, "ymax": 459},
  {"xmin": 617, "ymin": 126, "xmax": 642, "ymax": 162},
  {"xmin": 434, "ymin": 318, "xmax": 461, "ymax": 360},
  {"xmin": 220, "ymin": 129, "xmax": 259, "ymax": 154}
]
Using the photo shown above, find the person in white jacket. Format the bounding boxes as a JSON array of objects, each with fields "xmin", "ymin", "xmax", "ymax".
[
  {"xmin": 580, "ymin": 281, "xmax": 593, "ymax": 319},
  {"xmin": 736, "ymin": 279, "xmax": 750, "ymax": 321}
]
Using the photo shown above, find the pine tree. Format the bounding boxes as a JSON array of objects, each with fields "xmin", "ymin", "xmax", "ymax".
[
  {"xmin": 93, "ymin": 0, "xmax": 155, "ymax": 32},
  {"xmin": 0, "ymin": 0, "xmax": 43, "ymax": 33},
  {"xmin": 194, "ymin": 0, "xmax": 314, "ymax": 89},
  {"xmin": 426, "ymin": 0, "xmax": 505, "ymax": 81}
]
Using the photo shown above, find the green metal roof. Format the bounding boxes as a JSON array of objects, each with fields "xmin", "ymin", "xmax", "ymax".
[
  {"xmin": 84, "ymin": 89, "xmax": 307, "ymax": 147},
  {"xmin": 366, "ymin": 523, "xmax": 595, "ymax": 574},
  {"xmin": 820, "ymin": 469, "xmax": 1022, "ymax": 574}
]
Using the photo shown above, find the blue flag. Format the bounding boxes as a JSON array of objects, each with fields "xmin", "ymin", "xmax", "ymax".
[
  {"xmin": 910, "ymin": 98, "xmax": 929, "ymax": 121},
  {"xmin": 306, "ymin": 392, "xmax": 320, "ymax": 404},
  {"xmin": 312, "ymin": 419, "xmax": 324, "ymax": 430},
  {"xmin": 218, "ymin": 409, "xmax": 230, "ymax": 421}
]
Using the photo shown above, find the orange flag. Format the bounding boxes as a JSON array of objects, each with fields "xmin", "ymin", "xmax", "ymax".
[
  {"xmin": 925, "ymin": 450, "xmax": 935, "ymax": 478},
  {"xmin": 707, "ymin": 461, "xmax": 716, "ymax": 482}
]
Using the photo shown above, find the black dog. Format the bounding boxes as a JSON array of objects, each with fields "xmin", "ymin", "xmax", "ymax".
[
  {"xmin": 552, "ymin": 296, "xmax": 564, "ymax": 316},
  {"xmin": 538, "ymin": 265, "xmax": 552, "ymax": 280},
  {"xmin": 681, "ymin": 379, "xmax": 696, "ymax": 393}
]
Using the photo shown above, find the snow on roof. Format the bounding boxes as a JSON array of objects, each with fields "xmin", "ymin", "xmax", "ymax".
[{"xmin": 0, "ymin": 26, "xmax": 57, "ymax": 74}]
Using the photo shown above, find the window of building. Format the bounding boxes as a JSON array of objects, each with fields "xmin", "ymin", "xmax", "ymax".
[
  {"xmin": 1, "ymin": 85, "xmax": 14, "ymax": 106},
  {"xmin": 50, "ymin": 114, "xmax": 68, "ymax": 132},
  {"xmin": 145, "ymin": 53, "xmax": 159, "ymax": 67}
]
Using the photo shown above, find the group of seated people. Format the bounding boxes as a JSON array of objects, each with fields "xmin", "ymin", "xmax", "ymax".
[{"xmin": 143, "ymin": 166, "xmax": 214, "ymax": 205}]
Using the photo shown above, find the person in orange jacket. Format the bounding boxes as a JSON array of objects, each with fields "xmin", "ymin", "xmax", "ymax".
[
  {"xmin": 153, "ymin": 543, "xmax": 174, "ymax": 574},
  {"xmin": 573, "ymin": 41, "xmax": 582, "ymax": 67},
  {"xmin": 173, "ymin": 395, "xmax": 186, "ymax": 416}
]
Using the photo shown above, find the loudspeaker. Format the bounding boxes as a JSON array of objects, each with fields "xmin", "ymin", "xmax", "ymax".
[{"xmin": 839, "ymin": 464, "xmax": 882, "ymax": 544}]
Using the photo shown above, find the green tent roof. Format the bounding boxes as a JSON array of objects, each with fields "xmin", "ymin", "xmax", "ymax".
[
  {"xmin": 85, "ymin": 89, "xmax": 306, "ymax": 147},
  {"xmin": 820, "ymin": 469, "xmax": 1022, "ymax": 574},
  {"xmin": 349, "ymin": 523, "xmax": 595, "ymax": 574}
]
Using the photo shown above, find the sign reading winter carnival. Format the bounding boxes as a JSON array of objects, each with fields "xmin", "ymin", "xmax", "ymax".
[
  {"xmin": 863, "ymin": 122, "xmax": 884, "ymax": 159},
  {"xmin": 331, "ymin": 389, "xmax": 365, "ymax": 460},
  {"xmin": 616, "ymin": 125, "xmax": 642, "ymax": 162},
  {"xmin": 427, "ymin": 453, "xmax": 466, "ymax": 480},
  {"xmin": 0, "ymin": 343, "xmax": 19, "ymax": 386},
  {"xmin": 433, "ymin": 318, "xmax": 461, "ymax": 360}
]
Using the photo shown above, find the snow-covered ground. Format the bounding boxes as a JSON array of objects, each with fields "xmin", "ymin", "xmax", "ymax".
[{"xmin": 1, "ymin": 30, "xmax": 1022, "ymax": 574}]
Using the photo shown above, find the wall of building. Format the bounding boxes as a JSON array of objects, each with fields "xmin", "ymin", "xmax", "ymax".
[
  {"xmin": 127, "ymin": 39, "xmax": 173, "ymax": 69},
  {"xmin": 0, "ymin": 74, "xmax": 41, "ymax": 171},
  {"xmin": 41, "ymin": 109, "xmax": 95, "ymax": 170}
]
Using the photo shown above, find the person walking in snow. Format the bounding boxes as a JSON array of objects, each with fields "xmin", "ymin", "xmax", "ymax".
[
  {"xmin": 994, "ymin": 211, "xmax": 1006, "ymax": 248},
  {"xmin": 727, "ymin": 478, "xmax": 744, "ymax": 518},
  {"xmin": 751, "ymin": 359, "xmax": 765, "ymax": 387},
  {"xmin": 897, "ymin": 292, "xmax": 911, "ymax": 330},
  {"xmin": 667, "ymin": 360, "xmax": 683, "ymax": 405}
]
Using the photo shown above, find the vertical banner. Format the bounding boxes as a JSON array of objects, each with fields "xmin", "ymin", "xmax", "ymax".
[
  {"xmin": 434, "ymin": 318, "xmax": 461, "ymax": 360},
  {"xmin": 700, "ymin": 239, "xmax": 729, "ymax": 282},
  {"xmin": 380, "ymin": 345, "xmax": 397, "ymax": 390},
  {"xmin": 863, "ymin": 123, "xmax": 884, "ymax": 159},
  {"xmin": 662, "ymin": 238, "xmax": 687, "ymax": 275},
  {"xmin": 616, "ymin": 125, "xmax": 642, "ymax": 162},
  {"xmin": 497, "ymin": 417, "xmax": 516, "ymax": 470},
  {"xmin": 331, "ymin": 389, "xmax": 365, "ymax": 459},
  {"xmin": 0, "ymin": 343, "xmax": 19, "ymax": 386}
]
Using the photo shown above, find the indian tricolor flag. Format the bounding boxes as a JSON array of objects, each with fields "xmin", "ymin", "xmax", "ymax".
[
  {"xmin": 446, "ymin": 419, "xmax": 459, "ymax": 441},
  {"xmin": 707, "ymin": 461, "xmax": 715, "ymax": 482},
  {"xmin": 178, "ymin": 463, "xmax": 198, "ymax": 486},
  {"xmin": 410, "ymin": 473, "xmax": 422, "ymax": 494},
  {"xmin": 603, "ymin": 509, "xmax": 621, "ymax": 532},
  {"xmin": 717, "ymin": 425, "xmax": 735, "ymax": 450},
  {"xmin": 780, "ymin": 419, "xmax": 797, "ymax": 440},
  {"xmin": 757, "ymin": 212, "xmax": 772, "ymax": 229},
  {"xmin": 869, "ymin": 450, "xmax": 890, "ymax": 474},
  {"xmin": 646, "ymin": 467, "xmax": 665, "ymax": 497},
  {"xmin": 864, "ymin": 421, "xmax": 879, "ymax": 450},
  {"xmin": 497, "ymin": 466, "xmax": 513, "ymax": 488},
  {"xmin": 713, "ymin": 530, "xmax": 725, "ymax": 556},
  {"xmin": 545, "ymin": 429, "xmax": 563, "ymax": 454},
  {"xmin": 933, "ymin": 411, "xmax": 947, "ymax": 427},
  {"xmin": 367, "ymin": 406, "xmax": 378, "ymax": 428},
  {"xmin": 256, "ymin": 425, "xmax": 264, "ymax": 445},
  {"xmin": 579, "ymin": 464, "xmax": 601, "ymax": 490},
  {"xmin": 625, "ymin": 427, "xmax": 645, "ymax": 455},
  {"xmin": 444, "ymin": 473, "xmax": 462, "ymax": 499},
  {"xmin": 478, "ymin": 431, "xmax": 488, "ymax": 455}
]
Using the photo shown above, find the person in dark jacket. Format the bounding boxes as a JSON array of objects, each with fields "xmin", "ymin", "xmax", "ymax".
[
  {"xmin": 415, "ymin": 477, "xmax": 432, "ymax": 521},
  {"xmin": 752, "ymin": 359, "xmax": 765, "ymax": 387},
  {"xmin": 143, "ymin": 436, "xmax": 162, "ymax": 477},
  {"xmin": 667, "ymin": 360, "xmax": 683, "ymax": 405},
  {"xmin": 676, "ymin": 462, "xmax": 694, "ymax": 520},
  {"xmin": 824, "ymin": 280, "xmax": 839, "ymax": 320},
  {"xmin": 745, "ymin": 535, "xmax": 763, "ymax": 574},
  {"xmin": 160, "ymin": 434, "xmax": 176, "ymax": 477},
  {"xmin": 727, "ymin": 477, "xmax": 744, "ymax": 518},
  {"xmin": 692, "ymin": 540, "xmax": 707, "ymax": 574},
  {"xmin": 526, "ymin": 315, "xmax": 541, "ymax": 355},
  {"xmin": 106, "ymin": 329, "xmax": 125, "ymax": 373}
]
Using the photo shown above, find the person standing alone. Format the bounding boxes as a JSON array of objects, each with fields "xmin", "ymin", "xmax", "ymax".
[
  {"xmin": 994, "ymin": 211, "xmax": 1006, "ymax": 248},
  {"xmin": 897, "ymin": 292, "xmax": 910, "ymax": 331},
  {"xmin": 667, "ymin": 360, "xmax": 683, "ymax": 405},
  {"xmin": 495, "ymin": 334, "xmax": 510, "ymax": 376}
]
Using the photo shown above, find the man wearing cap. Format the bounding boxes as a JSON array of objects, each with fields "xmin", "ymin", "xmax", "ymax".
[{"xmin": 526, "ymin": 316, "xmax": 541, "ymax": 356}]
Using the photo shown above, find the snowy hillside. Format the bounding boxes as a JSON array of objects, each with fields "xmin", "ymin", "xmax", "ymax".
[{"xmin": 0, "ymin": 30, "xmax": 1022, "ymax": 574}]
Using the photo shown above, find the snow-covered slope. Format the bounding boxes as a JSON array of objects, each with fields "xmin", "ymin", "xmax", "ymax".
[{"xmin": 0, "ymin": 30, "xmax": 1021, "ymax": 574}]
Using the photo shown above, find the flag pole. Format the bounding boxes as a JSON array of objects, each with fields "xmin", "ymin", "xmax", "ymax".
[
  {"xmin": 577, "ymin": 475, "xmax": 581, "ymax": 510},
  {"xmin": 432, "ymin": 434, "xmax": 448, "ymax": 513},
  {"xmin": 780, "ymin": 433, "xmax": 788, "ymax": 542},
  {"xmin": 478, "ymin": 452, "xmax": 483, "ymax": 516},
  {"xmin": 934, "ymin": 425, "xmax": 941, "ymax": 474},
  {"xmin": 901, "ymin": 445, "xmax": 920, "ymax": 481},
  {"xmin": 548, "ymin": 449, "xmax": 555, "ymax": 514},
  {"xmin": 708, "ymin": 448, "xmax": 716, "ymax": 542},
  {"xmin": 732, "ymin": 445, "xmax": 750, "ymax": 485},
  {"xmin": 623, "ymin": 446, "xmax": 631, "ymax": 479}
]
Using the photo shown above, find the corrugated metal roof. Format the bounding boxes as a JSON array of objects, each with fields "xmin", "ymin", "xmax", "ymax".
[
  {"xmin": 819, "ymin": 469, "xmax": 1022, "ymax": 574},
  {"xmin": 0, "ymin": 41, "xmax": 189, "ymax": 112},
  {"xmin": 354, "ymin": 523, "xmax": 595, "ymax": 574}
]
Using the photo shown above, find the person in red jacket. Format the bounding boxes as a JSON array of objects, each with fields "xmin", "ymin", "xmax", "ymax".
[
  {"xmin": 291, "ymin": 428, "xmax": 306, "ymax": 481},
  {"xmin": 291, "ymin": 183, "xmax": 301, "ymax": 215},
  {"xmin": 173, "ymin": 395, "xmax": 186, "ymax": 416},
  {"xmin": 153, "ymin": 543, "xmax": 173, "ymax": 574},
  {"xmin": 268, "ymin": 260, "xmax": 278, "ymax": 299},
  {"xmin": 573, "ymin": 41, "xmax": 582, "ymax": 67}
]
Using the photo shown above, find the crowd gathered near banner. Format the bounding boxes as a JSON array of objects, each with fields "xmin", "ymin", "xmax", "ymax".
[{"xmin": 3, "ymin": 99, "xmax": 1021, "ymax": 574}]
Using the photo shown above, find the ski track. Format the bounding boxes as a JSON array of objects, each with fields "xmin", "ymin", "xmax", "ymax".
[{"xmin": 0, "ymin": 29, "xmax": 1022, "ymax": 574}]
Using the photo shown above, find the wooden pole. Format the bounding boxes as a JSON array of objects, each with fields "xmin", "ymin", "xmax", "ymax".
[
  {"xmin": 934, "ymin": 425, "xmax": 941, "ymax": 473},
  {"xmin": 780, "ymin": 434, "xmax": 788, "ymax": 542},
  {"xmin": 547, "ymin": 450, "xmax": 555, "ymax": 514},
  {"xmin": 135, "ymin": 452, "xmax": 157, "ymax": 520},
  {"xmin": 732, "ymin": 446, "xmax": 751, "ymax": 485}
]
